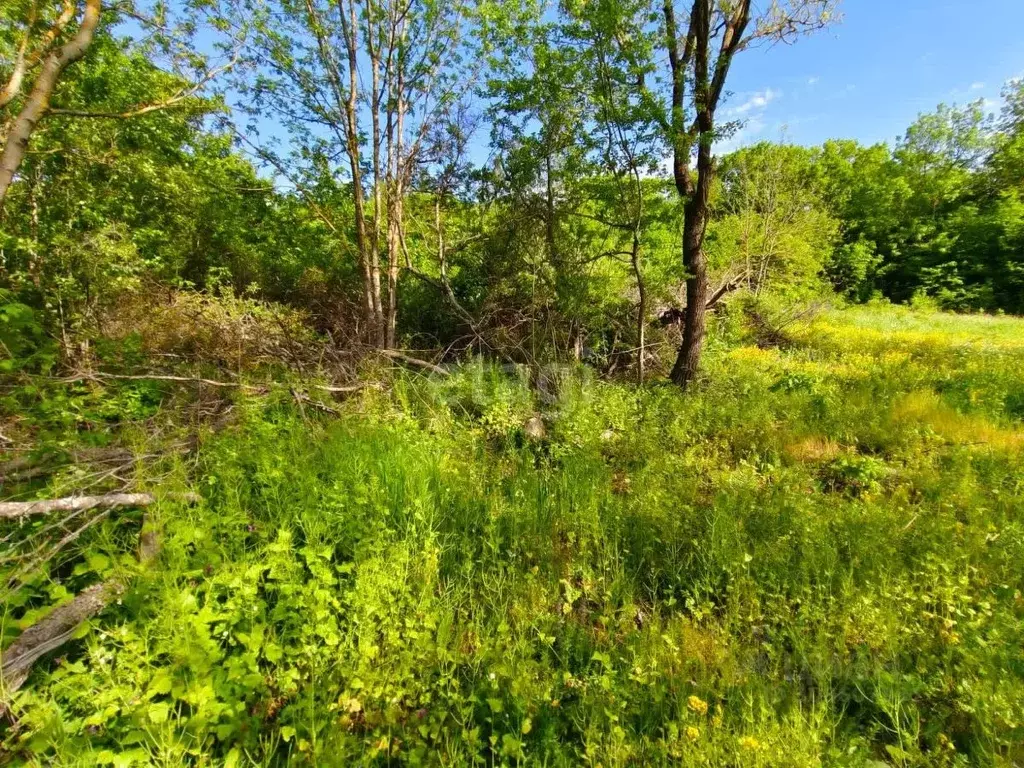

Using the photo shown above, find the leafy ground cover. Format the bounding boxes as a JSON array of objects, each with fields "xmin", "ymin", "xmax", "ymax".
[{"xmin": 3, "ymin": 304, "xmax": 1024, "ymax": 766}]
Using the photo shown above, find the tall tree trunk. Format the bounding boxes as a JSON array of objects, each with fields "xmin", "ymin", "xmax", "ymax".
[
  {"xmin": 0, "ymin": 0, "xmax": 102, "ymax": 209},
  {"xmin": 670, "ymin": 171, "xmax": 711, "ymax": 385},
  {"xmin": 668, "ymin": 0, "xmax": 711, "ymax": 388},
  {"xmin": 384, "ymin": 56, "xmax": 406, "ymax": 350},
  {"xmin": 663, "ymin": 0, "xmax": 754, "ymax": 388},
  {"xmin": 368, "ymin": 25, "xmax": 385, "ymax": 348},
  {"xmin": 544, "ymin": 152, "xmax": 558, "ymax": 265},
  {"xmin": 340, "ymin": 0, "xmax": 383, "ymax": 347},
  {"xmin": 385, "ymin": 189, "xmax": 402, "ymax": 348},
  {"xmin": 631, "ymin": 230, "xmax": 646, "ymax": 384},
  {"xmin": 27, "ymin": 165, "xmax": 41, "ymax": 286},
  {"xmin": 347, "ymin": 133, "xmax": 377, "ymax": 343}
]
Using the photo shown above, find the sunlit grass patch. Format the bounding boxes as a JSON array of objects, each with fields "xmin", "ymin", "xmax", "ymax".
[
  {"xmin": 783, "ymin": 435, "xmax": 845, "ymax": 464},
  {"xmin": 892, "ymin": 390, "xmax": 1024, "ymax": 452},
  {"xmin": 801, "ymin": 304, "xmax": 1024, "ymax": 354}
]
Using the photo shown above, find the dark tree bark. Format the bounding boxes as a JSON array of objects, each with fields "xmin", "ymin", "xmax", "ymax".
[{"xmin": 663, "ymin": 0, "xmax": 751, "ymax": 387}]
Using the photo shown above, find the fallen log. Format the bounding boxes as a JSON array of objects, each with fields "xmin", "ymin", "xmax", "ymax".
[
  {"xmin": 380, "ymin": 349, "xmax": 449, "ymax": 376},
  {"xmin": 1, "ymin": 580, "xmax": 124, "ymax": 695},
  {"xmin": 0, "ymin": 448, "xmax": 136, "ymax": 485},
  {"xmin": 0, "ymin": 491, "xmax": 197, "ymax": 521},
  {"xmin": 1, "ymin": 512, "xmax": 164, "ymax": 719},
  {"xmin": 62, "ymin": 372, "xmax": 369, "ymax": 394}
]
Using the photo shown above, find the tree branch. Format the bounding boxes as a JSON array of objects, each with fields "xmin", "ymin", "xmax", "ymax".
[
  {"xmin": 380, "ymin": 349, "xmax": 448, "ymax": 375},
  {"xmin": 0, "ymin": 0, "xmax": 103, "ymax": 206},
  {"xmin": 48, "ymin": 50, "xmax": 240, "ymax": 119},
  {"xmin": 0, "ymin": 491, "xmax": 197, "ymax": 521},
  {"xmin": 53, "ymin": 371, "xmax": 369, "ymax": 394}
]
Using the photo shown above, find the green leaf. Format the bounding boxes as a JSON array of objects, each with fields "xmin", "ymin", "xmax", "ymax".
[
  {"xmin": 148, "ymin": 702, "xmax": 170, "ymax": 724},
  {"xmin": 147, "ymin": 671, "xmax": 173, "ymax": 698}
]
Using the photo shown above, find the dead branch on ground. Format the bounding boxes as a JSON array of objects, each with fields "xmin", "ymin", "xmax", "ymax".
[
  {"xmin": 380, "ymin": 349, "xmax": 449, "ymax": 376},
  {"xmin": 0, "ymin": 491, "xmax": 198, "ymax": 521}
]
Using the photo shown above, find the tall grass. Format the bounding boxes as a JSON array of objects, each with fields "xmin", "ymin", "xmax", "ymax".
[{"xmin": 4, "ymin": 305, "xmax": 1024, "ymax": 766}]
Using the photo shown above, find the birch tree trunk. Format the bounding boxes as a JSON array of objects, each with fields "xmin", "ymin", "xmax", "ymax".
[{"xmin": 0, "ymin": 0, "xmax": 102, "ymax": 208}]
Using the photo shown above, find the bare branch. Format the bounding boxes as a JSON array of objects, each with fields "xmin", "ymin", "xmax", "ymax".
[
  {"xmin": 52, "ymin": 371, "xmax": 370, "ymax": 394},
  {"xmin": 0, "ymin": 491, "xmax": 197, "ymax": 521},
  {"xmin": 380, "ymin": 349, "xmax": 448, "ymax": 375}
]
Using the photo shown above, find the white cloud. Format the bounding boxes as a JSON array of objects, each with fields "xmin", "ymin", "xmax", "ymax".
[
  {"xmin": 726, "ymin": 87, "xmax": 781, "ymax": 116},
  {"xmin": 717, "ymin": 87, "xmax": 782, "ymax": 152},
  {"xmin": 807, "ymin": 76, "xmax": 819, "ymax": 86},
  {"xmin": 969, "ymin": 81, "xmax": 985, "ymax": 91},
  {"xmin": 715, "ymin": 117, "xmax": 767, "ymax": 154}
]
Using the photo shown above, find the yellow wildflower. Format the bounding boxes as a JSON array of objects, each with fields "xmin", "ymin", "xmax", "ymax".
[
  {"xmin": 687, "ymin": 695, "xmax": 708, "ymax": 715},
  {"xmin": 685, "ymin": 726, "xmax": 700, "ymax": 741}
]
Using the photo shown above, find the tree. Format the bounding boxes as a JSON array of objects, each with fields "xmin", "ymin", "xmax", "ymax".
[
  {"xmin": 0, "ymin": 0, "xmax": 243, "ymax": 209},
  {"xmin": 0, "ymin": 0, "xmax": 101, "ymax": 207},
  {"xmin": 238, "ymin": 0, "xmax": 482, "ymax": 349},
  {"xmin": 567, "ymin": 0, "xmax": 667, "ymax": 381},
  {"xmin": 487, "ymin": 0, "xmax": 681, "ymax": 376},
  {"xmin": 712, "ymin": 142, "xmax": 838, "ymax": 299},
  {"xmin": 659, "ymin": 0, "xmax": 837, "ymax": 387},
  {"xmin": 0, "ymin": 30, "xmax": 356, "ymax": 351}
]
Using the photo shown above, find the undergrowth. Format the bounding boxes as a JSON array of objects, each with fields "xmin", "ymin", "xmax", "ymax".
[{"xmin": 2, "ymin": 305, "xmax": 1024, "ymax": 766}]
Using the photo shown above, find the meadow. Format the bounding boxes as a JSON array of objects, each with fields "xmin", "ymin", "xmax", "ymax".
[{"xmin": 3, "ymin": 303, "xmax": 1023, "ymax": 766}]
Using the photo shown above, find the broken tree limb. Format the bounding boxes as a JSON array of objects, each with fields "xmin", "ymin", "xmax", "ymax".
[
  {"xmin": 0, "ymin": 491, "xmax": 199, "ymax": 521},
  {"xmin": 1, "ymin": 513, "xmax": 164, "ymax": 718},
  {"xmin": 70, "ymin": 372, "xmax": 268, "ymax": 389},
  {"xmin": 54, "ymin": 372, "xmax": 370, "ymax": 395},
  {"xmin": 705, "ymin": 272, "xmax": 747, "ymax": 312},
  {"xmin": 290, "ymin": 388, "xmax": 339, "ymax": 416},
  {"xmin": 0, "ymin": 579, "xmax": 124, "ymax": 695},
  {"xmin": 313, "ymin": 382, "xmax": 373, "ymax": 393},
  {"xmin": 0, "ymin": 447, "xmax": 140, "ymax": 485},
  {"xmin": 658, "ymin": 271, "xmax": 749, "ymax": 327},
  {"xmin": 380, "ymin": 349, "xmax": 449, "ymax": 376}
]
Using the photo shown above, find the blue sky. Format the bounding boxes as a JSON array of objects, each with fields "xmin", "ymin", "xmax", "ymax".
[
  {"xmin": 717, "ymin": 0, "xmax": 1024, "ymax": 151},
  {"xmin": 193, "ymin": 0, "xmax": 1024, "ymax": 176}
]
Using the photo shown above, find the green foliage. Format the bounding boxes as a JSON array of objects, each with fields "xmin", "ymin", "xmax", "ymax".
[
  {"xmin": 710, "ymin": 142, "xmax": 839, "ymax": 300},
  {"xmin": 3, "ymin": 11, "xmax": 1024, "ymax": 765},
  {"xmin": 815, "ymin": 84, "xmax": 1024, "ymax": 313},
  {"xmin": 6, "ymin": 307, "xmax": 1024, "ymax": 766},
  {"xmin": 0, "ymin": 291, "xmax": 54, "ymax": 372}
]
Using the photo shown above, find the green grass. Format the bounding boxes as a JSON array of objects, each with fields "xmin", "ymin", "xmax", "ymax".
[{"xmin": 4, "ymin": 305, "xmax": 1024, "ymax": 766}]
